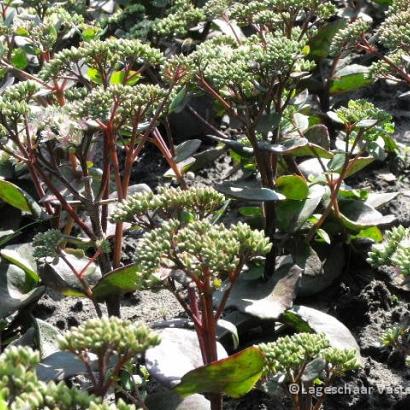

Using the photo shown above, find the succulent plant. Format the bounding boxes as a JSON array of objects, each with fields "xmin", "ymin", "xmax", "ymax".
[{"xmin": 367, "ymin": 226, "xmax": 410, "ymax": 272}]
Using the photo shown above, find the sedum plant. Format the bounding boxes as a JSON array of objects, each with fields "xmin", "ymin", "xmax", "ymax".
[
  {"xmin": 260, "ymin": 333, "xmax": 360, "ymax": 410},
  {"xmin": 112, "ymin": 185, "xmax": 271, "ymax": 410},
  {"xmin": 59, "ymin": 317, "xmax": 160, "ymax": 399},
  {"xmin": 174, "ymin": 332, "xmax": 360, "ymax": 410},
  {"xmin": 0, "ymin": 345, "xmax": 138, "ymax": 409},
  {"xmin": 368, "ymin": 225, "xmax": 410, "ymax": 276},
  {"xmin": 381, "ymin": 324, "xmax": 410, "ymax": 367},
  {"xmin": 162, "ymin": 0, "xmax": 337, "ymax": 276},
  {"xmin": 0, "ymin": 28, "xmax": 186, "ymax": 316}
]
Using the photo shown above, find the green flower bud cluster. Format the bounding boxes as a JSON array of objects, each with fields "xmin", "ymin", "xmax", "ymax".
[
  {"xmin": 13, "ymin": 16, "xmax": 57, "ymax": 50},
  {"xmin": 110, "ymin": 186, "xmax": 225, "ymax": 223},
  {"xmin": 259, "ymin": 333, "xmax": 359, "ymax": 380},
  {"xmin": 378, "ymin": 7, "xmax": 410, "ymax": 52},
  {"xmin": 184, "ymin": 33, "xmax": 309, "ymax": 97},
  {"xmin": 72, "ymin": 84, "xmax": 168, "ymax": 125},
  {"xmin": 152, "ymin": 0, "xmax": 205, "ymax": 37},
  {"xmin": 329, "ymin": 19, "xmax": 370, "ymax": 57},
  {"xmin": 136, "ymin": 218, "xmax": 271, "ymax": 285},
  {"xmin": 59, "ymin": 317, "xmax": 160, "ymax": 357},
  {"xmin": 0, "ymin": 345, "xmax": 137, "ymax": 409},
  {"xmin": 101, "ymin": 3, "xmax": 150, "ymax": 39},
  {"xmin": 320, "ymin": 347, "xmax": 360, "ymax": 375},
  {"xmin": 0, "ymin": 81, "xmax": 39, "ymax": 120},
  {"xmin": 335, "ymin": 99, "xmax": 393, "ymax": 127},
  {"xmin": 32, "ymin": 229, "xmax": 64, "ymax": 259},
  {"xmin": 387, "ymin": 0, "xmax": 409, "ymax": 15},
  {"xmin": 369, "ymin": 50, "xmax": 407, "ymax": 81},
  {"xmin": 227, "ymin": 0, "xmax": 335, "ymax": 27},
  {"xmin": 259, "ymin": 333, "xmax": 330, "ymax": 375},
  {"xmin": 202, "ymin": 0, "xmax": 232, "ymax": 19},
  {"xmin": 40, "ymin": 38, "xmax": 163, "ymax": 81},
  {"xmin": 367, "ymin": 225, "xmax": 410, "ymax": 268},
  {"xmin": 135, "ymin": 219, "xmax": 179, "ymax": 287}
]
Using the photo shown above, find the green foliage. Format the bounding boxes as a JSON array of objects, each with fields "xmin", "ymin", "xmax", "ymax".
[
  {"xmin": 367, "ymin": 226, "xmax": 410, "ymax": 274},
  {"xmin": 71, "ymin": 84, "xmax": 169, "ymax": 126},
  {"xmin": 59, "ymin": 317, "xmax": 160, "ymax": 357},
  {"xmin": 136, "ymin": 218, "xmax": 271, "ymax": 287},
  {"xmin": 0, "ymin": 81, "xmax": 39, "ymax": 120},
  {"xmin": 110, "ymin": 186, "xmax": 225, "ymax": 224},
  {"xmin": 260, "ymin": 332, "xmax": 329, "ymax": 374},
  {"xmin": 369, "ymin": 0, "xmax": 410, "ymax": 83},
  {"xmin": 329, "ymin": 19, "xmax": 370, "ymax": 57},
  {"xmin": 0, "ymin": 345, "xmax": 137, "ymax": 409},
  {"xmin": 260, "ymin": 332, "xmax": 360, "ymax": 389},
  {"xmin": 381, "ymin": 325, "xmax": 409, "ymax": 348},
  {"xmin": 40, "ymin": 38, "xmax": 163, "ymax": 81},
  {"xmin": 153, "ymin": 0, "xmax": 205, "ymax": 37},
  {"xmin": 32, "ymin": 229, "xmax": 64, "ymax": 259}
]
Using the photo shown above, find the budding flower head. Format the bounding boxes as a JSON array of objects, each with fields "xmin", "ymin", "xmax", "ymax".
[
  {"xmin": 259, "ymin": 332, "xmax": 359, "ymax": 379},
  {"xmin": 110, "ymin": 186, "xmax": 226, "ymax": 223},
  {"xmin": 33, "ymin": 229, "xmax": 64, "ymax": 260},
  {"xmin": 58, "ymin": 317, "xmax": 160, "ymax": 356},
  {"xmin": 135, "ymin": 218, "xmax": 271, "ymax": 287},
  {"xmin": 329, "ymin": 19, "xmax": 370, "ymax": 57}
]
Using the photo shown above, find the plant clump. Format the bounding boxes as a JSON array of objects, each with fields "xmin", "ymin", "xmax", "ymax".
[
  {"xmin": 0, "ymin": 345, "xmax": 137, "ymax": 410},
  {"xmin": 367, "ymin": 225, "xmax": 410, "ymax": 275}
]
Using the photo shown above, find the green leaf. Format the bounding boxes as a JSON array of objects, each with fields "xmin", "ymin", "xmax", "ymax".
[
  {"xmin": 215, "ymin": 181, "xmax": 285, "ymax": 202},
  {"xmin": 327, "ymin": 111, "xmax": 344, "ymax": 124},
  {"xmin": 316, "ymin": 229, "xmax": 331, "ymax": 244},
  {"xmin": 214, "ymin": 265, "xmax": 301, "ymax": 320},
  {"xmin": 0, "ymin": 179, "xmax": 41, "ymax": 215},
  {"xmin": 338, "ymin": 200, "xmax": 396, "ymax": 231},
  {"xmin": 353, "ymin": 226, "xmax": 383, "ymax": 242},
  {"xmin": 255, "ymin": 112, "xmax": 280, "ymax": 134},
  {"xmin": 40, "ymin": 251, "xmax": 101, "ymax": 297},
  {"xmin": 328, "ymin": 153, "xmax": 346, "ymax": 171},
  {"xmin": 258, "ymin": 138, "xmax": 332, "ymax": 159},
  {"xmin": 110, "ymin": 70, "xmax": 141, "ymax": 85},
  {"xmin": 35, "ymin": 318, "xmax": 61, "ymax": 359},
  {"xmin": 275, "ymin": 185, "xmax": 324, "ymax": 233},
  {"xmin": 365, "ymin": 192, "xmax": 398, "ymax": 209},
  {"xmin": 11, "ymin": 48, "xmax": 29, "ymax": 69},
  {"xmin": 0, "ymin": 261, "xmax": 44, "ymax": 319},
  {"xmin": 169, "ymin": 86, "xmax": 188, "ymax": 113},
  {"xmin": 345, "ymin": 157, "xmax": 374, "ymax": 177},
  {"xmin": 86, "ymin": 67, "xmax": 103, "ymax": 84},
  {"xmin": 305, "ymin": 125, "xmax": 330, "ymax": 150},
  {"xmin": 0, "ymin": 242, "xmax": 38, "ymax": 284},
  {"xmin": 276, "ymin": 175, "xmax": 309, "ymax": 200},
  {"xmin": 282, "ymin": 305, "xmax": 361, "ymax": 356},
  {"xmin": 238, "ymin": 207, "xmax": 263, "ymax": 217},
  {"xmin": 309, "ymin": 20, "xmax": 347, "ymax": 59},
  {"xmin": 175, "ymin": 346, "xmax": 265, "ymax": 398},
  {"xmin": 92, "ymin": 263, "xmax": 143, "ymax": 301},
  {"xmin": 302, "ymin": 357, "xmax": 326, "ymax": 382},
  {"xmin": 174, "ymin": 139, "xmax": 202, "ymax": 163},
  {"xmin": 293, "ymin": 113, "xmax": 309, "ymax": 132},
  {"xmin": 110, "ymin": 70, "xmax": 126, "ymax": 85},
  {"xmin": 329, "ymin": 65, "xmax": 372, "ymax": 95}
]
